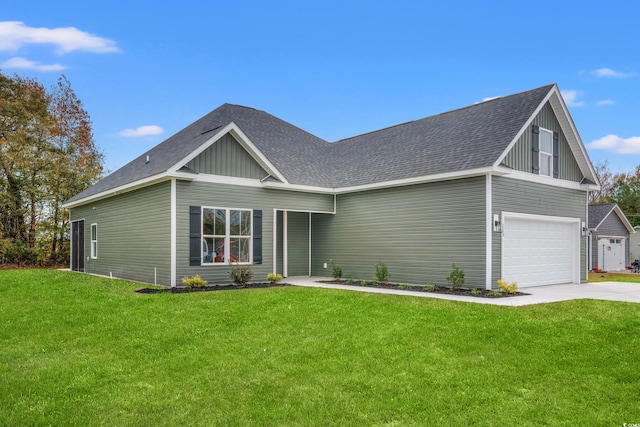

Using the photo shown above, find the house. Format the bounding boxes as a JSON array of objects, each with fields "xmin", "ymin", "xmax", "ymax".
[
  {"xmin": 63, "ymin": 84, "xmax": 600, "ymax": 289},
  {"xmin": 588, "ymin": 203, "xmax": 635, "ymax": 271}
]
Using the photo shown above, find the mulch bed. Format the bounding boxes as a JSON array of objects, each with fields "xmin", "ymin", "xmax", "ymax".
[
  {"xmin": 317, "ymin": 280, "xmax": 528, "ymax": 298},
  {"xmin": 136, "ymin": 282, "xmax": 291, "ymax": 294}
]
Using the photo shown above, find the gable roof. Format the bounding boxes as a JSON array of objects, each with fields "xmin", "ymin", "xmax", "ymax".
[
  {"xmin": 588, "ymin": 203, "xmax": 635, "ymax": 233},
  {"xmin": 65, "ymin": 84, "xmax": 597, "ymax": 207}
]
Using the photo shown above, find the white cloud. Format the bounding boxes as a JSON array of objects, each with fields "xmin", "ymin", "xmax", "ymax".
[
  {"xmin": 561, "ymin": 90, "xmax": 585, "ymax": 107},
  {"xmin": 119, "ymin": 125, "xmax": 164, "ymax": 137},
  {"xmin": 0, "ymin": 21, "xmax": 119, "ymax": 54},
  {"xmin": 1, "ymin": 56, "xmax": 66, "ymax": 72},
  {"xmin": 596, "ymin": 99, "xmax": 615, "ymax": 106},
  {"xmin": 591, "ymin": 68, "xmax": 636, "ymax": 78},
  {"xmin": 587, "ymin": 134, "xmax": 640, "ymax": 154}
]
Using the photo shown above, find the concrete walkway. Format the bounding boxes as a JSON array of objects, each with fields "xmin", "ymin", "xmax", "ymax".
[{"xmin": 285, "ymin": 277, "xmax": 640, "ymax": 306}]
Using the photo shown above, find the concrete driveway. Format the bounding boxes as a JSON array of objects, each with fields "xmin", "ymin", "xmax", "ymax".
[{"xmin": 285, "ymin": 277, "xmax": 640, "ymax": 306}]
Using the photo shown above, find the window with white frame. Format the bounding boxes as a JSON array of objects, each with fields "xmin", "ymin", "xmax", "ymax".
[
  {"xmin": 202, "ymin": 207, "xmax": 252, "ymax": 264},
  {"xmin": 539, "ymin": 128, "xmax": 554, "ymax": 177},
  {"xmin": 90, "ymin": 223, "xmax": 98, "ymax": 259}
]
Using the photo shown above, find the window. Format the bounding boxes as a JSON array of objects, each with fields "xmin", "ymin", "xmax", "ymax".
[
  {"xmin": 539, "ymin": 128, "xmax": 553, "ymax": 177},
  {"xmin": 90, "ymin": 223, "xmax": 98, "ymax": 259},
  {"xmin": 201, "ymin": 207, "xmax": 252, "ymax": 264}
]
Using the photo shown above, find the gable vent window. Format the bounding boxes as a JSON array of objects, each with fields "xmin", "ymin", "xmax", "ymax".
[{"xmin": 539, "ymin": 128, "xmax": 554, "ymax": 177}]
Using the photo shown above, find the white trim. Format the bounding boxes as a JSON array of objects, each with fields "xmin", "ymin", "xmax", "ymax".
[
  {"xmin": 283, "ymin": 210, "xmax": 288, "ymax": 277},
  {"xmin": 90, "ymin": 223, "xmax": 98, "ymax": 259},
  {"xmin": 272, "ymin": 209, "xmax": 278, "ymax": 276},
  {"xmin": 167, "ymin": 122, "xmax": 288, "ymax": 184},
  {"xmin": 191, "ymin": 173, "xmax": 264, "ymax": 187},
  {"xmin": 308, "ymin": 212, "xmax": 312, "ymax": 276},
  {"xmin": 485, "ymin": 174, "xmax": 492, "ymax": 290},
  {"xmin": 496, "ymin": 168, "xmax": 592, "ymax": 191},
  {"xmin": 200, "ymin": 206, "xmax": 253, "ymax": 266},
  {"xmin": 501, "ymin": 211, "xmax": 581, "ymax": 285},
  {"xmin": 62, "ymin": 173, "xmax": 170, "ymax": 208},
  {"xmin": 262, "ymin": 166, "xmax": 499, "ymax": 195},
  {"xmin": 170, "ymin": 178, "xmax": 177, "ymax": 287}
]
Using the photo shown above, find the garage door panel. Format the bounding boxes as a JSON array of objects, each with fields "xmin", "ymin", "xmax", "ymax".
[{"xmin": 502, "ymin": 215, "xmax": 578, "ymax": 287}]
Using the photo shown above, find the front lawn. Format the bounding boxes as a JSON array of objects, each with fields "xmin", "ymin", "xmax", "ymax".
[
  {"xmin": 589, "ymin": 271, "xmax": 640, "ymax": 282},
  {"xmin": 1, "ymin": 270, "xmax": 639, "ymax": 426}
]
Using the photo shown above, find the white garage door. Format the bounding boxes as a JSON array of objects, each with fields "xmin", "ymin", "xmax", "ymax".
[{"xmin": 502, "ymin": 213, "xmax": 579, "ymax": 287}]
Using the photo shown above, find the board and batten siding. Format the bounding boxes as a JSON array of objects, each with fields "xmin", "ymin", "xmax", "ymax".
[
  {"xmin": 311, "ymin": 177, "xmax": 487, "ymax": 287},
  {"xmin": 69, "ymin": 181, "xmax": 172, "ymax": 285},
  {"xmin": 176, "ymin": 180, "xmax": 333, "ymax": 284},
  {"xmin": 591, "ymin": 214, "xmax": 631, "ymax": 267},
  {"xmin": 186, "ymin": 133, "xmax": 268, "ymax": 179},
  {"xmin": 503, "ymin": 103, "xmax": 583, "ymax": 182},
  {"xmin": 492, "ymin": 176, "xmax": 587, "ymax": 283}
]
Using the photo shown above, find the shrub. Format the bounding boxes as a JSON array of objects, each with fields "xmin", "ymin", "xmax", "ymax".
[
  {"xmin": 398, "ymin": 283, "xmax": 412, "ymax": 290},
  {"xmin": 470, "ymin": 288, "xmax": 481, "ymax": 295},
  {"xmin": 446, "ymin": 263, "xmax": 465, "ymax": 290},
  {"xmin": 360, "ymin": 280, "xmax": 371, "ymax": 286},
  {"xmin": 181, "ymin": 275, "xmax": 208, "ymax": 289},
  {"xmin": 497, "ymin": 279, "xmax": 518, "ymax": 294},
  {"xmin": 487, "ymin": 291, "xmax": 501, "ymax": 297},
  {"xmin": 267, "ymin": 273, "xmax": 283, "ymax": 284},
  {"xmin": 330, "ymin": 259, "xmax": 342, "ymax": 279},
  {"xmin": 374, "ymin": 261, "xmax": 390, "ymax": 284},
  {"xmin": 230, "ymin": 264, "xmax": 254, "ymax": 285},
  {"xmin": 345, "ymin": 278, "xmax": 355, "ymax": 285},
  {"xmin": 424, "ymin": 284, "xmax": 437, "ymax": 292}
]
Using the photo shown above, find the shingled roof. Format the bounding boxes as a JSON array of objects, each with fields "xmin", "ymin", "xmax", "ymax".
[{"xmin": 66, "ymin": 84, "xmax": 564, "ymax": 204}]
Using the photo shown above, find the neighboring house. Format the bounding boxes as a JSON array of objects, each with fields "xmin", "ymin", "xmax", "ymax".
[
  {"xmin": 631, "ymin": 226, "xmax": 640, "ymax": 262},
  {"xmin": 588, "ymin": 204, "xmax": 635, "ymax": 271},
  {"xmin": 63, "ymin": 84, "xmax": 599, "ymax": 289}
]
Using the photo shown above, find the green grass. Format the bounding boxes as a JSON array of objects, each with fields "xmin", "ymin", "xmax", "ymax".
[
  {"xmin": 1, "ymin": 270, "xmax": 639, "ymax": 426},
  {"xmin": 589, "ymin": 271, "xmax": 640, "ymax": 282}
]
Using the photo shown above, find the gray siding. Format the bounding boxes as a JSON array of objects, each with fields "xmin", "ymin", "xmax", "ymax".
[
  {"xmin": 287, "ymin": 211, "xmax": 310, "ymax": 276},
  {"xmin": 69, "ymin": 181, "xmax": 172, "ymax": 285},
  {"xmin": 503, "ymin": 103, "xmax": 583, "ymax": 182},
  {"xmin": 311, "ymin": 177, "xmax": 487, "ymax": 287},
  {"xmin": 186, "ymin": 133, "xmax": 268, "ymax": 179},
  {"xmin": 591, "ymin": 214, "xmax": 630, "ymax": 267},
  {"xmin": 176, "ymin": 181, "xmax": 333, "ymax": 284},
  {"xmin": 492, "ymin": 176, "xmax": 587, "ymax": 283}
]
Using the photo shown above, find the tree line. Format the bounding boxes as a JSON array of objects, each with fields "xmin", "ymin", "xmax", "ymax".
[
  {"xmin": 0, "ymin": 71, "xmax": 103, "ymax": 265},
  {"xmin": 590, "ymin": 160, "xmax": 640, "ymax": 226}
]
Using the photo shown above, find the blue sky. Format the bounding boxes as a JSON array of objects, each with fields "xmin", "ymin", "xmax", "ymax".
[{"xmin": 2, "ymin": 0, "xmax": 639, "ymax": 175}]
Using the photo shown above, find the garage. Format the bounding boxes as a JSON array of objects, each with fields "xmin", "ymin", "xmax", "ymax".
[
  {"xmin": 501, "ymin": 212, "xmax": 580, "ymax": 287},
  {"xmin": 597, "ymin": 237, "xmax": 625, "ymax": 272}
]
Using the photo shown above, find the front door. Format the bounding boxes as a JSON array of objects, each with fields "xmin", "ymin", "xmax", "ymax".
[{"xmin": 71, "ymin": 220, "xmax": 85, "ymax": 272}]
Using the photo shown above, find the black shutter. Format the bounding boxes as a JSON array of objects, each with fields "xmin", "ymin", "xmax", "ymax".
[
  {"xmin": 553, "ymin": 132, "xmax": 559, "ymax": 178},
  {"xmin": 253, "ymin": 210, "xmax": 262, "ymax": 264},
  {"xmin": 189, "ymin": 206, "xmax": 201, "ymax": 266},
  {"xmin": 532, "ymin": 125, "xmax": 540, "ymax": 174}
]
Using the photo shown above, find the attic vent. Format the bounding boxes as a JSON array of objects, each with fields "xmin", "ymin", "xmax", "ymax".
[
  {"xmin": 200, "ymin": 125, "xmax": 222, "ymax": 135},
  {"xmin": 145, "ymin": 155, "xmax": 150, "ymax": 164}
]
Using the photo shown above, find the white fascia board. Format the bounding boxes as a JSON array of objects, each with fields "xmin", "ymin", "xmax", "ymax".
[
  {"xmin": 167, "ymin": 122, "xmax": 289, "ymax": 184},
  {"xmin": 61, "ymin": 172, "xmax": 170, "ymax": 208},
  {"xmin": 495, "ymin": 168, "xmax": 591, "ymax": 191},
  {"xmin": 263, "ymin": 167, "xmax": 501, "ymax": 195},
  {"xmin": 191, "ymin": 173, "xmax": 264, "ymax": 188}
]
